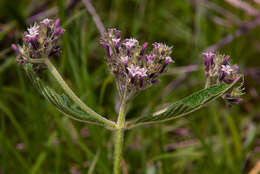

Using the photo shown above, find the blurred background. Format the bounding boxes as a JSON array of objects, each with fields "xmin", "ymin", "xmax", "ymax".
[{"xmin": 0, "ymin": 0, "xmax": 260, "ymax": 173}]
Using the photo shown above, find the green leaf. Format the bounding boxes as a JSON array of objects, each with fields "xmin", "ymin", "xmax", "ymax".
[
  {"xmin": 24, "ymin": 64, "xmax": 103, "ymax": 125},
  {"xmin": 128, "ymin": 76, "xmax": 242, "ymax": 128}
]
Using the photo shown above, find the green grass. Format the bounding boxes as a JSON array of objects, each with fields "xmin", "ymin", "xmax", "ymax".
[{"xmin": 0, "ymin": 0, "xmax": 259, "ymax": 173}]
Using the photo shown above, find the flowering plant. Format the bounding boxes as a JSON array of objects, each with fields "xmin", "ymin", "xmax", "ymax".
[{"xmin": 12, "ymin": 18, "xmax": 244, "ymax": 174}]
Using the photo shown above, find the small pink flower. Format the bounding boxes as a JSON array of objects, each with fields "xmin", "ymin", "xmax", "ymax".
[
  {"xmin": 26, "ymin": 25, "xmax": 40, "ymax": 39},
  {"xmin": 137, "ymin": 67, "xmax": 148, "ymax": 78},
  {"xmin": 202, "ymin": 51, "xmax": 215, "ymax": 73},
  {"xmin": 152, "ymin": 42, "xmax": 161, "ymax": 49},
  {"xmin": 127, "ymin": 65, "xmax": 147, "ymax": 77},
  {"xmin": 120, "ymin": 56, "xmax": 129, "ymax": 64},
  {"xmin": 202, "ymin": 51, "xmax": 215, "ymax": 58},
  {"xmin": 165, "ymin": 56, "xmax": 174, "ymax": 64},
  {"xmin": 145, "ymin": 54, "xmax": 155, "ymax": 64},
  {"xmin": 123, "ymin": 38, "xmax": 138, "ymax": 49},
  {"xmin": 140, "ymin": 42, "xmax": 148, "ymax": 56},
  {"xmin": 41, "ymin": 18, "xmax": 51, "ymax": 25},
  {"xmin": 108, "ymin": 28, "xmax": 121, "ymax": 39},
  {"xmin": 233, "ymin": 65, "xmax": 239, "ymax": 71},
  {"xmin": 221, "ymin": 65, "xmax": 233, "ymax": 75},
  {"xmin": 11, "ymin": 44, "xmax": 20, "ymax": 54},
  {"xmin": 112, "ymin": 38, "xmax": 120, "ymax": 45}
]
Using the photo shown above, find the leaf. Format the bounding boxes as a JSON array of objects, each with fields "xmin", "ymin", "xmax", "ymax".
[
  {"xmin": 128, "ymin": 76, "xmax": 242, "ymax": 128},
  {"xmin": 24, "ymin": 64, "xmax": 103, "ymax": 125}
]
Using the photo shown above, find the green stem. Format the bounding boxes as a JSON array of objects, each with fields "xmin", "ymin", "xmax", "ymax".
[
  {"xmin": 205, "ymin": 76, "xmax": 211, "ymax": 88},
  {"xmin": 113, "ymin": 99, "xmax": 127, "ymax": 174},
  {"xmin": 28, "ymin": 58, "xmax": 44, "ymax": 64},
  {"xmin": 44, "ymin": 58, "xmax": 116, "ymax": 128}
]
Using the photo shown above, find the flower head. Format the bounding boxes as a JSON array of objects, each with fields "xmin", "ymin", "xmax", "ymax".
[
  {"xmin": 100, "ymin": 28, "xmax": 174, "ymax": 100},
  {"xmin": 202, "ymin": 51, "xmax": 244, "ymax": 104},
  {"xmin": 12, "ymin": 18, "xmax": 65, "ymax": 71}
]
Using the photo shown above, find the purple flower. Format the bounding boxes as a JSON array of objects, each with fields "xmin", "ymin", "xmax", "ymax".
[
  {"xmin": 222, "ymin": 55, "xmax": 230, "ymax": 65},
  {"xmin": 25, "ymin": 25, "xmax": 40, "ymax": 39},
  {"xmin": 152, "ymin": 43, "xmax": 172, "ymax": 56},
  {"xmin": 120, "ymin": 56, "xmax": 129, "ymax": 65},
  {"xmin": 100, "ymin": 40, "xmax": 111, "ymax": 58},
  {"xmin": 202, "ymin": 51, "xmax": 215, "ymax": 73},
  {"xmin": 54, "ymin": 19, "xmax": 65, "ymax": 35},
  {"xmin": 152, "ymin": 42, "xmax": 160, "ymax": 49},
  {"xmin": 202, "ymin": 51, "xmax": 215, "ymax": 59},
  {"xmin": 11, "ymin": 44, "xmax": 20, "ymax": 54},
  {"xmin": 145, "ymin": 53, "xmax": 157, "ymax": 64},
  {"xmin": 140, "ymin": 42, "xmax": 148, "ymax": 56},
  {"xmin": 41, "ymin": 18, "xmax": 51, "ymax": 25},
  {"xmin": 54, "ymin": 19, "xmax": 60, "ymax": 28},
  {"xmin": 164, "ymin": 56, "xmax": 174, "ymax": 65},
  {"xmin": 233, "ymin": 65, "xmax": 239, "ymax": 71},
  {"xmin": 219, "ymin": 65, "xmax": 233, "ymax": 83},
  {"xmin": 123, "ymin": 38, "xmax": 138, "ymax": 49},
  {"xmin": 112, "ymin": 38, "xmax": 120, "ymax": 45},
  {"xmin": 127, "ymin": 65, "xmax": 147, "ymax": 78},
  {"xmin": 108, "ymin": 28, "xmax": 121, "ymax": 39}
]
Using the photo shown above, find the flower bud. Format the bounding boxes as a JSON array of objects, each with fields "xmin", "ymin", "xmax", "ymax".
[
  {"xmin": 140, "ymin": 42, "xmax": 148, "ymax": 56},
  {"xmin": 11, "ymin": 44, "xmax": 20, "ymax": 54}
]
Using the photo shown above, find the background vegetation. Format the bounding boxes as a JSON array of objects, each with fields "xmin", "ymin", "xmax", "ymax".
[{"xmin": 0, "ymin": 0, "xmax": 260, "ymax": 173}]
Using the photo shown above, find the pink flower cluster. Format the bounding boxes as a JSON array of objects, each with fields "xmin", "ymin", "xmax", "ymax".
[
  {"xmin": 12, "ymin": 18, "xmax": 65, "ymax": 71},
  {"xmin": 100, "ymin": 28, "xmax": 174, "ymax": 99},
  {"xmin": 202, "ymin": 51, "xmax": 243, "ymax": 104}
]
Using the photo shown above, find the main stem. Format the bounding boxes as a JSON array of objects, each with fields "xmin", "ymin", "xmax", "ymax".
[
  {"xmin": 113, "ymin": 98, "xmax": 127, "ymax": 174},
  {"xmin": 44, "ymin": 58, "xmax": 116, "ymax": 128}
]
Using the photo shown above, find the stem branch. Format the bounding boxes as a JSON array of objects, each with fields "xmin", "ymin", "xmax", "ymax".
[{"xmin": 44, "ymin": 58, "xmax": 116, "ymax": 128}]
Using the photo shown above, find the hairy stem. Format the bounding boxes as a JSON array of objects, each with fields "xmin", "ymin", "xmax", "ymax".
[
  {"xmin": 44, "ymin": 58, "xmax": 116, "ymax": 128},
  {"xmin": 113, "ymin": 99, "xmax": 127, "ymax": 174}
]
